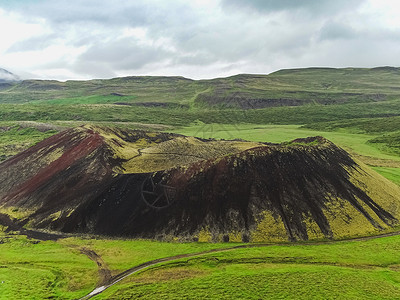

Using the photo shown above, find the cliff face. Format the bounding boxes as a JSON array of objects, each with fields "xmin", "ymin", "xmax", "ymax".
[{"xmin": 1, "ymin": 126, "xmax": 399, "ymax": 242}]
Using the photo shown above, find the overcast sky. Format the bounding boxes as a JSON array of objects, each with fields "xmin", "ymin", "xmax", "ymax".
[{"xmin": 1, "ymin": 0, "xmax": 400, "ymax": 80}]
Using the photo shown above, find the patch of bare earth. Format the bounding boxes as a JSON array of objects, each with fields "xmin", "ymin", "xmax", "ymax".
[{"xmin": 80, "ymin": 247, "xmax": 112, "ymax": 286}]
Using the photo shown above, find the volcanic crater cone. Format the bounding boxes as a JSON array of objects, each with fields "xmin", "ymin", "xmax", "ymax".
[{"xmin": 1, "ymin": 125, "xmax": 400, "ymax": 242}]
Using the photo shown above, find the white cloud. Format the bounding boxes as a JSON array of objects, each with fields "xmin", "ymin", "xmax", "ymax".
[
  {"xmin": 361, "ymin": 0, "xmax": 400, "ymax": 29},
  {"xmin": 0, "ymin": 9, "xmax": 47, "ymax": 53},
  {"xmin": 0, "ymin": 0, "xmax": 399, "ymax": 80}
]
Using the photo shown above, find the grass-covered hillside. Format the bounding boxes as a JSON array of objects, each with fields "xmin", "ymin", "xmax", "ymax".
[
  {"xmin": 2, "ymin": 67, "xmax": 400, "ymax": 106},
  {"xmin": 1, "ymin": 67, "xmax": 400, "ymax": 133}
]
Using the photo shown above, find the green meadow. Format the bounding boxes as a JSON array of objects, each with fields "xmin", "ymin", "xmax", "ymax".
[
  {"xmin": 0, "ymin": 234, "xmax": 240, "ymax": 299},
  {"xmin": 3, "ymin": 232, "xmax": 400, "ymax": 299},
  {"xmin": 96, "ymin": 234, "xmax": 400, "ymax": 299}
]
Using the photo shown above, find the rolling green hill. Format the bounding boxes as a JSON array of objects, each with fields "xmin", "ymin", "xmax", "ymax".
[
  {"xmin": 2, "ymin": 67, "xmax": 400, "ymax": 106},
  {"xmin": 1, "ymin": 67, "xmax": 400, "ymax": 131}
]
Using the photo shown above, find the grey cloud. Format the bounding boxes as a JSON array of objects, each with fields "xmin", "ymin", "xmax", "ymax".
[
  {"xmin": 174, "ymin": 14, "xmax": 315, "ymax": 66},
  {"xmin": 8, "ymin": 0, "xmax": 197, "ymax": 30},
  {"xmin": 221, "ymin": 0, "xmax": 366, "ymax": 15},
  {"xmin": 8, "ymin": 0, "xmax": 145, "ymax": 26},
  {"xmin": 2, "ymin": 0, "xmax": 399, "ymax": 81},
  {"xmin": 318, "ymin": 21, "xmax": 400, "ymax": 43},
  {"xmin": 6, "ymin": 34, "xmax": 58, "ymax": 53},
  {"xmin": 72, "ymin": 61, "xmax": 117, "ymax": 79},
  {"xmin": 310, "ymin": 38, "xmax": 400, "ymax": 68},
  {"xmin": 0, "ymin": 68, "xmax": 19, "ymax": 81},
  {"xmin": 175, "ymin": 53, "xmax": 218, "ymax": 67},
  {"xmin": 5, "ymin": 0, "xmax": 203, "ymax": 53},
  {"xmin": 72, "ymin": 37, "xmax": 173, "ymax": 77},
  {"xmin": 318, "ymin": 21, "xmax": 357, "ymax": 41}
]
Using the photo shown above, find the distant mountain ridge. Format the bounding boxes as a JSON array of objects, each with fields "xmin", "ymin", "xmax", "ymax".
[
  {"xmin": 0, "ymin": 68, "xmax": 19, "ymax": 83},
  {"xmin": 0, "ymin": 66, "xmax": 400, "ymax": 107}
]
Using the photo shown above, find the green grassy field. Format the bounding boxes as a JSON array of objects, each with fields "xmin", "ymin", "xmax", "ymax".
[
  {"xmin": 371, "ymin": 167, "xmax": 400, "ymax": 186},
  {"xmin": 0, "ymin": 235, "xmax": 97, "ymax": 299},
  {"xmin": 173, "ymin": 123, "xmax": 382, "ymax": 157},
  {"xmin": 2, "ymin": 232, "xmax": 400, "ymax": 299},
  {"xmin": 0, "ymin": 125, "xmax": 58, "ymax": 161},
  {"xmin": 57, "ymin": 237, "xmax": 240, "ymax": 274},
  {"xmin": 2, "ymin": 67, "xmax": 400, "ymax": 299},
  {"xmin": 1, "ymin": 99, "xmax": 400, "ymax": 125},
  {"xmin": 99, "ymin": 263, "xmax": 400, "ymax": 299},
  {"xmin": 0, "ymin": 234, "xmax": 241, "ymax": 299},
  {"xmin": 90, "ymin": 234, "xmax": 400, "ymax": 299}
]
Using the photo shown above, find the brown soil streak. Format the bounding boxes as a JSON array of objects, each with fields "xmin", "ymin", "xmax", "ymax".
[
  {"xmin": 80, "ymin": 247, "xmax": 112, "ymax": 286},
  {"xmin": 4, "ymin": 133, "xmax": 104, "ymax": 203}
]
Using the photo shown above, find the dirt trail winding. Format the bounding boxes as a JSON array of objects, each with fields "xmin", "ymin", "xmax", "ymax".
[
  {"xmin": 80, "ymin": 247, "xmax": 112, "ymax": 286},
  {"xmin": 79, "ymin": 230, "xmax": 400, "ymax": 300}
]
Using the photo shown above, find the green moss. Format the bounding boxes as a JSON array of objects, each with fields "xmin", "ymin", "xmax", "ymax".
[
  {"xmin": 251, "ymin": 211, "xmax": 288, "ymax": 242},
  {"xmin": 284, "ymin": 139, "xmax": 321, "ymax": 147},
  {"xmin": 0, "ymin": 207, "xmax": 35, "ymax": 220}
]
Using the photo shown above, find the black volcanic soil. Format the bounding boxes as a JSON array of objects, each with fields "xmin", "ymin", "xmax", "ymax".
[
  {"xmin": 164, "ymin": 141, "xmax": 396, "ymax": 240},
  {"xmin": 55, "ymin": 138, "xmax": 396, "ymax": 241},
  {"xmin": 0, "ymin": 126, "xmax": 399, "ymax": 242}
]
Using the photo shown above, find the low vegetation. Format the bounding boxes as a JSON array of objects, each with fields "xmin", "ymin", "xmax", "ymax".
[
  {"xmin": 2, "ymin": 232, "xmax": 400, "ymax": 299},
  {"xmin": 0, "ymin": 234, "xmax": 240, "ymax": 299},
  {"xmin": 0, "ymin": 235, "xmax": 97, "ymax": 299},
  {"xmin": 96, "ymin": 234, "xmax": 400, "ymax": 299},
  {"xmin": 0, "ymin": 125, "xmax": 58, "ymax": 161}
]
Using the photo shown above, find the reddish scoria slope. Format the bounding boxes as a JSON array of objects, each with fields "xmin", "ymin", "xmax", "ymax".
[
  {"xmin": 0, "ymin": 126, "xmax": 179, "ymax": 225},
  {"xmin": 0, "ymin": 126, "xmax": 116, "ymax": 215},
  {"xmin": 1, "ymin": 126, "xmax": 400, "ymax": 242}
]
